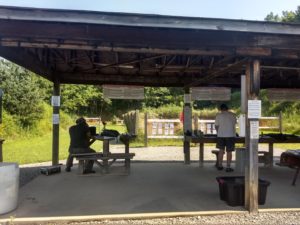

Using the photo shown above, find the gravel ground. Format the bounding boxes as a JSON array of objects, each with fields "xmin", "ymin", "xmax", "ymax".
[
  {"xmin": 16, "ymin": 146, "xmax": 299, "ymax": 225},
  {"xmin": 19, "ymin": 211, "xmax": 300, "ymax": 225}
]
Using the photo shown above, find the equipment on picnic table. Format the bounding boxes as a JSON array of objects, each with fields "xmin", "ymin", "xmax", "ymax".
[
  {"xmin": 100, "ymin": 129, "xmax": 120, "ymax": 137},
  {"xmin": 40, "ymin": 165, "xmax": 61, "ymax": 176}
]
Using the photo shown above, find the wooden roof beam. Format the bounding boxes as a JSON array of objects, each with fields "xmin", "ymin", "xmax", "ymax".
[
  {"xmin": 58, "ymin": 72, "xmax": 241, "ymax": 87},
  {"xmin": 188, "ymin": 58, "xmax": 248, "ymax": 87},
  {"xmin": 0, "ymin": 46, "xmax": 53, "ymax": 80}
]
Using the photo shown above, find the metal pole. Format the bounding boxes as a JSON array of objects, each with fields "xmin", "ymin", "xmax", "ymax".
[
  {"xmin": 183, "ymin": 87, "xmax": 192, "ymax": 164},
  {"xmin": 52, "ymin": 80, "xmax": 60, "ymax": 165},
  {"xmin": 0, "ymin": 139, "xmax": 4, "ymax": 162},
  {"xmin": 144, "ymin": 112, "xmax": 148, "ymax": 147}
]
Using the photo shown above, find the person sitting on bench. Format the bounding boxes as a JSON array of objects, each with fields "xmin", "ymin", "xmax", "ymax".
[{"xmin": 65, "ymin": 117, "xmax": 96, "ymax": 173}]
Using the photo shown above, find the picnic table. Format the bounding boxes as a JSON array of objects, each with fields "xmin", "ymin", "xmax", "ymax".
[
  {"xmin": 189, "ymin": 134, "xmax": 300, "ymax": 167},
  {"xmin": 72, "ymin": 134, "xmax": 135, "ymax": 174}
]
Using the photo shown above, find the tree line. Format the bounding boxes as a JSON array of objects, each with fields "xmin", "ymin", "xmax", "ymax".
[
  {"xmin": 1, "ymin": 5, "xmax": 300, "ymax": 130},
  {"xmin": 0, "ymin": 59, "xmax": 186, "ymax": 128}
]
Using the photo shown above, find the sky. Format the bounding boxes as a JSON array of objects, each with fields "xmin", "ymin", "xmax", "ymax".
[{"xmin": 0, "ymin": 0, "xmax": 299, "ymax": 20}]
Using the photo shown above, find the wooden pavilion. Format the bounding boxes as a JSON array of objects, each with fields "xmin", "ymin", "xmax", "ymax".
[{"xmin": 1, "ymin": 6, "xmax": 300, "ymax": 213}]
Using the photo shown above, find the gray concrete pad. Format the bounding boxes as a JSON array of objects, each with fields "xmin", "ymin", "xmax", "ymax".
[{"xmin": 1, "ymin": 161, "xmax": 300, "ymax": 220}]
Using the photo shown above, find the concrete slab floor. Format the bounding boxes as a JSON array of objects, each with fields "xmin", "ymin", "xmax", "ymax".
[{"xmin": 1, "ymin": 162, "xmax": 300, "ymax": 219}]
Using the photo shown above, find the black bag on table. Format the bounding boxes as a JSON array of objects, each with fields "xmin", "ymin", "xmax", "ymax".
[{"xmin": 100, "ymin": 129, "xmax": 120, "ymax": 137}]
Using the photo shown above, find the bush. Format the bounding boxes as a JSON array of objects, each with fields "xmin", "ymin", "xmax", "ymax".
[
  {"xmin": 0, "ymin": 103, "xmax": 73, "ymax": 140},
  {"xmin": 143, "ymin": 104, "xmax": 182, "ymax": 119},
  {"xmin": 0, "ymin": 110, "xmax": 21, "ymax": 139}
]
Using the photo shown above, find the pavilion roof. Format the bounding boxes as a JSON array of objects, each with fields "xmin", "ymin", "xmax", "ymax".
[{"xmin": 1, "ymin": 6, "xmax": 300, "ymax": 88}]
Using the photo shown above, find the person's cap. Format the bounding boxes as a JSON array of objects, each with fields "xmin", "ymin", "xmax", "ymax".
[
  {"xmin": 220, "ymin": 104, "xmax": 228, "ymax": 110},
  {"xmin": 76, "ymin": 117, "xmax": 86, "ymax": 124}
]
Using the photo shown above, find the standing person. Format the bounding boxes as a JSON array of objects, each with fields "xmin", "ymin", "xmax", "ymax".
[
  {"xmin": 215, "ymin": 104, "xmax": 237, "ymax": 172},
  {"xmin": 65, "ymin": 117, "xmax": 96, "ymax": 173}
]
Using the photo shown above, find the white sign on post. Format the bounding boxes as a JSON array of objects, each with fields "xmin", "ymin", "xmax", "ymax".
[
  {"xmin": 248, "ymin": 100, "xmax": 261, "ymax": 119},
  {"xmin": 184, "ymin": 94, "xmax": 191, "ymax": 103},
  {"xmin": 51, "ymin": 96, "xmax": 60, "ymax": 107},
  {"xmin": 250, "ymin": 121, "xmax": 259, "ymax": 139},
  {"xmin": 52, "ymin": 114, "xmax": 60, "ymax": 124}
]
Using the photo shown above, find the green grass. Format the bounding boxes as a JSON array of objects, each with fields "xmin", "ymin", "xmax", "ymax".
[
  {"xmin": 3, "ymin": 129, "xmax": 70, "ymax": 164},
  {"xmin": 3, "ymin": 121, "xmax": 300, "ymax": 165},
  {"xmin": 3, "ymin": 124, "xmax": 128, "ymax": 164}
]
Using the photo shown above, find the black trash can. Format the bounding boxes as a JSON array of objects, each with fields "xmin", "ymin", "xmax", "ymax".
[{"xmin": 216, "ymin": 176, "xmax": 270, "ymax": 207}]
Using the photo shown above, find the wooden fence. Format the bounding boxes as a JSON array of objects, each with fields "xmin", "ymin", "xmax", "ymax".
[
  {"xmin": 144, "ymin": 113, "xmax": 183, "ymax": 146},
  {"xmin": 193, "ymin": 112, "xmax": 283, "ymax": 135}
]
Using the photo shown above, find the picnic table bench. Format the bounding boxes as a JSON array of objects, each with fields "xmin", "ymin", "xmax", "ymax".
[
  {"xmin": 72, "ymin": 152, "xmax": 135, "ymax": 174},
  {"xmin": 71, "ymin": 134, "xmax": 136, "ymax": 174}
]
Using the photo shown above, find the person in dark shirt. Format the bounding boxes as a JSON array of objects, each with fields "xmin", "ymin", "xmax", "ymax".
[{"xmin": 65, "ymin": 117, "xmax": 96, "ymax": 173}]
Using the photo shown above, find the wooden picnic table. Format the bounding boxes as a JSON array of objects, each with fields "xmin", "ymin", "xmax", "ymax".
[
  {"xmin": 189, "ymin": 135, "xmax": 300, "ymax": 167},
  {"xmin": 93, "ymin": 135, "xmax": 115, "ymax": 156},
  {"xmin": 73, "ymin": 134, "xmax": 135, "ymax": 174}
]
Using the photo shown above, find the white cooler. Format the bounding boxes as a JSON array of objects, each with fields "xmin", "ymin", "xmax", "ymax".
[{"xmin": 0, "ymin": 162, "xmax": 19, "ymax": 214}]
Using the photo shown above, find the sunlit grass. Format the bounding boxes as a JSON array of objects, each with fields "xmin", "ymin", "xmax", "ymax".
[{"xmin": 3, "ymin": 121, "xmax": 300, "ymax": 165}]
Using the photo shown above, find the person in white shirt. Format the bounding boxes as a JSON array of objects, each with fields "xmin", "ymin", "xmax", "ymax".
[{"xmin": 215, "ymin": 104, "xmax": 237, "ymax": 172}]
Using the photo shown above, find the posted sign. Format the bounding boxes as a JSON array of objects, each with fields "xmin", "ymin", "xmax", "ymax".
[{"xmin": 248, "ymin": 100, "xmax": 261, "ymax": 119}]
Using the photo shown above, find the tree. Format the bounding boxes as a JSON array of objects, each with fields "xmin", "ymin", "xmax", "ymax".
[
  {"xmin": 265, "ymin": 6, "xmax": 300, "ymax": 23},
  {"xmin": 60, "ymin": 84, "xmax": 110, "ymax": 117},
  {"xmin": 0, "ymin": 59, "xmax": 45, "ymax": 127},
  {"xmin": 144, "ymin": 87, "xmax": 183, "ymax": 108}
]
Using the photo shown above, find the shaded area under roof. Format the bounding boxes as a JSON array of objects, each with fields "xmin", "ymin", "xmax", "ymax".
[{"xmin": 1, "ymin": 6, "xmax": 300, "ymax": 88}]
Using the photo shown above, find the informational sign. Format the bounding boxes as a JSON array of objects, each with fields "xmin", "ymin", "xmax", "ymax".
[
  {"xmin": 169, "ymin": 123, "xmax": 174, "ymax": 135},
  {"xmin": 158, "ymin": 123, "xmax": 163, "ymax": 135},
  {"xmin": 250, "ymin": 121, "xmax": 259, "ymax": 139},
  {"xmin": 248, "ymin": 100, "xmax": 261, "ymax": 119},
  {"xmin": 164, "ymin": 123, "xmax": 169, "ymax": 135},
  {"xmin": 152, "ymin": 122, "xmax": 157, "ymax": 135},
  {"xmin": 52, "ymin": 114, "xmax": 60, "ymax": 124},
  {"xmin": 51, "ymin": 96, "xmax": 60, "ymax": 107}
]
